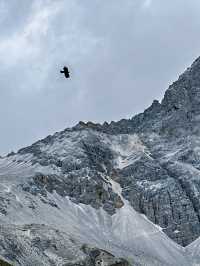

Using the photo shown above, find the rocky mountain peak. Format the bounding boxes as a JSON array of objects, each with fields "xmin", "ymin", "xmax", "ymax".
[
  {"xmin": 162, "ymin": 56, "xmax": 200, "ymax": 113},
  {"xmin": 127, "ymin": 56, "xmax": 200, "ymax": 137},
  {"xmin": 1, "ymin": 57, "xmax": 200, "ymax": 265}
]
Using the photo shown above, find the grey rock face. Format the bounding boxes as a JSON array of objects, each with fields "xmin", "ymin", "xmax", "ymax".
[
  {"xmin": 71, "ymin": 56, "xmax": 200, "ymax": 246},
  {"xmin": 22, "ymin": 171, "xmax": 122, "ymax": 215},
  {"xmin": 1, "ymin": 55, "xmax": 200, "ymax": 264},
  {"xmin": 16, "ymin": 125, "xmax": 200, "ymax": 246},
  {"xmin": 0, "ymin": 224, "xmax": 130, "ymax": 266},
  {"xmin": 8, "ymin": 56, "xmax": 200, "ymax": 246}
]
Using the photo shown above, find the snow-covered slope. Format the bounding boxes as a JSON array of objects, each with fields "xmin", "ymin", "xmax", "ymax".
[
  {"xmin": 187, "ymin": 238, "xmax": 200, "ymax": 265},
  {"xmin": 0, "ymin": 158, "xmax": 193, "ymax": 265},
  {"xmin": 0, "ymin": 131, "xmax": 198, "ymax": 265}
]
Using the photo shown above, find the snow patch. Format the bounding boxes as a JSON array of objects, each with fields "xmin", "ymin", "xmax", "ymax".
[{"xmin": 109, "ymin": 134, "xmax": 148, "ymax": 169}]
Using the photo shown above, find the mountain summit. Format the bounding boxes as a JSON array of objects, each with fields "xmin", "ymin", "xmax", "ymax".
[{"xmin": 1, "ymin": 57, "xmax": 200, "ymax": 265}]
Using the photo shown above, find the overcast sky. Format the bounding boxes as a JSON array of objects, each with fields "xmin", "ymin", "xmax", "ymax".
[{"xmin": 1, "ymin": 0, "xmax": 200, "ymax": 154}]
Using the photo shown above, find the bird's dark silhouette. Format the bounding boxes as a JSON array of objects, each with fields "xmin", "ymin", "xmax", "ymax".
[{"xmin": 60, "ymin": 66, "xmax": 70, "ymax": 78}]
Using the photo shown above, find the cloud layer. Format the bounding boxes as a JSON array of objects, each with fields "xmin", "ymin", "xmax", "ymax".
[{"xmin": 1, "ymin": 0, "xmax": 200, "ymax": 154}]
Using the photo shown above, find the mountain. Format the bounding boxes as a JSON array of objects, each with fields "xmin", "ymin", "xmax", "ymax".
[{"xmin": 1, "ymin": 57, "xmax": 200, "ymax": 265}]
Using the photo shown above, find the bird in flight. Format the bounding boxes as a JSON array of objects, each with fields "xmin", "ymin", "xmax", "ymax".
[{"xmin": 60, "ymin": 66, "xmax": 70, "ymax": 78}]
